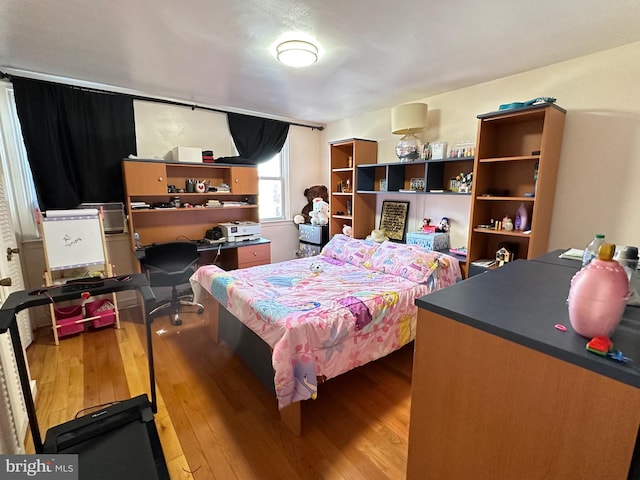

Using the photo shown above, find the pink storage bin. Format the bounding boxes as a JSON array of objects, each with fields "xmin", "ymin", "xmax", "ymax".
[
  {"xmin": 54, "ymin": 305, "xmax": 85, "ymax": 338},
  {"xmin": 86, "ymin": 299, "xmax": 116, "ymax": 329},
  {"xmin": 57, "ymin": 317, "xmax": 85, "ymax": 337}
]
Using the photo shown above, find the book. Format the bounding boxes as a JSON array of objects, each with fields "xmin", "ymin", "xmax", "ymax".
[
  {"xmin": 471, "ymin": 258, "xmax": 496, "ymax": 268},
  {"xmin": 559, "ymin": 248, "xmax": 584, "ymax": 260},
  {"xmin": 449, "ymin": 247, "xmax": 467, "ymax": 256}
]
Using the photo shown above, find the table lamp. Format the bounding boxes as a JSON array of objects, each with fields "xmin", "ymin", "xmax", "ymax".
[{"xmin": 391, "ymin": 103, "xmax": 428, "ymax": 162}]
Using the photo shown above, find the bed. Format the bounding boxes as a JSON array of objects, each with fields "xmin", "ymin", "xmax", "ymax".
[{"xmin": 189, "ymin": 234, "xmax": 462, "ymax": 433}]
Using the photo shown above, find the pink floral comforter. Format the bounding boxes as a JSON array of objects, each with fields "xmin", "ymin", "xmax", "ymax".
[{"xmin": 190, "ymin": 251, "xmax": 460, "ymax": 409}]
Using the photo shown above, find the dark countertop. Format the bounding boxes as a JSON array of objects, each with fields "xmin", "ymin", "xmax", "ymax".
[
  {"xmin": 415, "ymin": 258, "xmax": 640, "ymax": 388},
  {"xmin": 531, "ymin": 248, "xmax": 583, "ymax": 268}
]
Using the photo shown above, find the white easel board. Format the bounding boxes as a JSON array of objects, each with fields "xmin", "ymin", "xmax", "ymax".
[{"xmin": 41, "ymin": 209, "xmax": 106, "ymax": 271}]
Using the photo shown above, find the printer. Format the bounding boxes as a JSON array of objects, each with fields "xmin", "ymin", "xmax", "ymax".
[{"xmin": 218, "ymin": 221, "xmax": 261, "ymax": 242}]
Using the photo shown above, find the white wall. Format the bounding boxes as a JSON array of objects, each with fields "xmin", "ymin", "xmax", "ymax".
[
  {"xmin": 322, "ymin": 41, "xmax": 640, "ymax": 252},
  {"xmin": 133, "ymin": 101, "xmax": 324, "ymax": 262}
]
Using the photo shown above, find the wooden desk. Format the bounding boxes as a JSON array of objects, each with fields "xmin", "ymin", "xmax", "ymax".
[
  {"xmin": 408, "ymin": 259, "xmax": 640, "ymax": 480},
  {"xmin": 135, "ymin": 238, "xmax": 271, "ymax": 271}
]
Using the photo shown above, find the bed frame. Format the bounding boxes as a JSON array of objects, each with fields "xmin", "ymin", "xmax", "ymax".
[{"xmin": 201, "ymin": 294, "xmax": 303, "ymax": 435}]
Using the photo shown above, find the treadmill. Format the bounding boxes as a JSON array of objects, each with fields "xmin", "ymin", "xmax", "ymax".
[{"xmin": 0, "ymin": 274, "xmax": 169, "ymax": 480}]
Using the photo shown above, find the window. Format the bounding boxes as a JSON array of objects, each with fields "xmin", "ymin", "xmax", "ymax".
[{"xmin": 257, "ymin": 141, "xmax": 287, "ymax": 221}]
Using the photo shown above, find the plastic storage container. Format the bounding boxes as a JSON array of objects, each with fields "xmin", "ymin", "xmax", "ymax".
[
  {"xmin": 581, "ymin": 233, "xmax": 605, "ymax": 267},
  {"xmin": 85, "ymin": 299, "xmax": 116, "ymax": 328},
  {"xmin": 568, "ymin": 243, "xmax": 629, "ymax": 338},
  {"xmin": 54, "ymin": 305, "xmax": 84, "ymax": 338}
]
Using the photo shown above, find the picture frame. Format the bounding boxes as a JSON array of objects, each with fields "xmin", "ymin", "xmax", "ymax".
[
  {"xmin": 410, "ymin": 177, "xmax": 425, "ymax": 192},
  {"xmin": 379, "ymin": 200, "xmax": 410, "ymax": 242},
  {"xmin": 430, "ymin": 141, "xmax": 447, "ymax": 160}
]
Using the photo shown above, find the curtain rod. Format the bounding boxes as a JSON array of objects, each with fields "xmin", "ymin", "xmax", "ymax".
[{"xmin": 0, "ymin": 70, "xmax": 325, "ymax": 131}]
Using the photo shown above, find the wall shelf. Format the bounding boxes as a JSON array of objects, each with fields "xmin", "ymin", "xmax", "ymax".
[
  {"xmin": 122, "ymin": 159, "xmax": 260, "ymax": 247},
  {"xmin": 356, "ymin": 158, "xmax": 474, "ymax": 195}
]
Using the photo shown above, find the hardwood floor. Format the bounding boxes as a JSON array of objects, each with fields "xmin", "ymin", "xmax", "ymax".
[{"xmin": 25, "ymin": 306, "xmax": 414, "ymax": 479}]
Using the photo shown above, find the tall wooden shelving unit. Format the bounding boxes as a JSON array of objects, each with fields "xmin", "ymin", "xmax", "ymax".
[
  {"xmin": 466, "ymin": 103, "xmax": 566, "ymax": 273},
  {"xmin": 329, "ymin": 138, "xmax": 378, "ymax": 239}
]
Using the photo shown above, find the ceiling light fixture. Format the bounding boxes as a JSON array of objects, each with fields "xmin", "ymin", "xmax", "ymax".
[{"xmin": 276, "ymin": 40, "xmax": 319, "ymax": 68}]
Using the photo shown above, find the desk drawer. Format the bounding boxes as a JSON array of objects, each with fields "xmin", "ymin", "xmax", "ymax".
[{"xmin": 237, "ymin": 243, "xmax": 271, "ymax": 268}]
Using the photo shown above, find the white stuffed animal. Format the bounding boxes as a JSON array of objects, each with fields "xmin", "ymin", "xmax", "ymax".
[
  {"xmin": 310, "ymin": 261, "xmax": 324, "ymax": 273},
  {"xmin": 309, "ymin": 197, "xmax": 329, "ymax": 226}
]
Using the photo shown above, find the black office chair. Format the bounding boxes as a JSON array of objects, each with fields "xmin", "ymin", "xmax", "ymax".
[{"xmin": 144, "ymin": 241, "xmax": 204, "ymax": 326}]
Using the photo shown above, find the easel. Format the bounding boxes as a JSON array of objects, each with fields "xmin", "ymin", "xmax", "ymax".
[{"xmin": 39, "ymin": 208, "xmax": 120, "ymax": 344}]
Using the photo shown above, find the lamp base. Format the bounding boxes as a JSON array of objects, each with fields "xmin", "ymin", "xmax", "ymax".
[{"xmin": 396, "ymin": 133, "xmax": 422, "ymax": 162}]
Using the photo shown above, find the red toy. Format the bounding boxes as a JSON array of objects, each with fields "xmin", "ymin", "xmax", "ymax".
[{"xmin": 586, "ymin": 336, "xmax": 613, "ymax": 356}]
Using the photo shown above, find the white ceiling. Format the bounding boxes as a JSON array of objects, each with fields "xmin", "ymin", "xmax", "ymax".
[{"xmin": 2, "ymin": 0, "xmax": 640, "ymax": 126}]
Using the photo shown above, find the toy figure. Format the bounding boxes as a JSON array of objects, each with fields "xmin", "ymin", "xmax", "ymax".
[
  {"xmin": 309, "ymin": 198, "xmax": 329, "ymax": 226},
  {"xmin": 436, "ymin": 217, "xmax": 450, "ymax": 233}
]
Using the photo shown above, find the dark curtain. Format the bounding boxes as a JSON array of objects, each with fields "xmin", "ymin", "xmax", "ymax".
[
  {"xmin": 220, "ymin": 112, "xmax": 289, "ymax": 164},
  {"xmin": 12, "ymin": 77, "xmax": 136, "ymax": 210}
]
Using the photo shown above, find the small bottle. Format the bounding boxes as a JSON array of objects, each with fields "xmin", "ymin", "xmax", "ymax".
[
  {"xmin": 514, "ymin": 203, "xmax": 528, "ymax": 231},
  {"xmin": 581, "ymin": 234, "xmax": 605, "ymax": 267}
]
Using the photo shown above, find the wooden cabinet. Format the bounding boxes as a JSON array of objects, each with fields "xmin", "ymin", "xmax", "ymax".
[
  {"xmin": 408, "ymin": 259, "xmax": 640, "ymax": 479},
  {"xmin": 356, "ymin": 157, "xmax": 474, "ymax": 194},
  {"xmin": 466, "ymin": 104, "xmax": 566, "ymax": 272},
  {"xmin": 230, "ymin": 166, "xmax": 259, "ymax": 194},
  {"xmin": 122, "ymin": 159, "xmax": 260, "ymax": 248},
  {"xmin": 122, "ymin": 161, "xmax": 168, "ymax": 195},
  {"xmin": 205, "ymin": 241, "xmax": 271, "ymax": 270},
  {"xmin": 329, "ymin": 139, "xmax": 377, "ymax": 238},
  {"xmin": 236, "ymin": 243, "xmax": 271, "ymax": 268}
]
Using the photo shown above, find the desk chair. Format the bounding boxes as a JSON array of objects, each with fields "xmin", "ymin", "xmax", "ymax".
[{"xmin": 144, "ymin": 242, "xmax": 204, "ymax": 326}]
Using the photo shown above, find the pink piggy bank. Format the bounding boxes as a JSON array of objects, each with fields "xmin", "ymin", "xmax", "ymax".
[{"xmin": 567, "ymin": 244, "xmax": 629, "ymax": 338}]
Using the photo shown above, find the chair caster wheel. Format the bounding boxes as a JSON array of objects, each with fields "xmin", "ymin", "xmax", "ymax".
[
  {"xmin": 171, "ymin": 316, "xmax": 183, "ymax": 326},
  {"xmin": 197, "ymin": 307, "xmax": 204, "ymax": 314}
]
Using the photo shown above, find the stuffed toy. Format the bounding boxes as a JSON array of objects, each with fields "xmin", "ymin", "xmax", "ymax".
[
  {"xmin": 310, "ymin": 261, "xmax": 324, "ymax": 273},
  {"xmin": 309, "ymin": 198, "xmax": 329, "ymax": 226},
  {"xmin": 342, "ymin": 224, "xmax": 353, "ymax": 237},
  {"xmin": 294, "ymin": 185, "xmax": 329, "ymax": 224},
  {"xmin": 436, "ymin": 217, "xmax": 450, "ymax": 233}
]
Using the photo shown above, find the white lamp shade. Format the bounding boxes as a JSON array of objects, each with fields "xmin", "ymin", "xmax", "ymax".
[{"xmin": 391, "ymin": 103, "xmax": 428, "ymax": 134}]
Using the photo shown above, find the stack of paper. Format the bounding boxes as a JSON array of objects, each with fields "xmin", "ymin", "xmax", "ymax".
[
  {"xmin": 131, "ymin": 201, "xmax": 151, "ymax": 209},
  {"xmin": 558, "ymin": 248, "xmax": 584, "ymax": 260}
]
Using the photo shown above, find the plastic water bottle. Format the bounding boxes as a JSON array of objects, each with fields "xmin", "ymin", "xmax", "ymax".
[{"xmin": 581, "ymin": 234, "xmax": 605, "ymax": 267}]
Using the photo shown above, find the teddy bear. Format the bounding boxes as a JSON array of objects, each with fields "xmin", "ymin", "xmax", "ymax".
[
  {"xmin": 293, "ymin": 185, "xmax": 329, "ymax": 224},
  {"xmin": 309, "ymin": 198, "xmax": 329, "ymax": 226}
]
